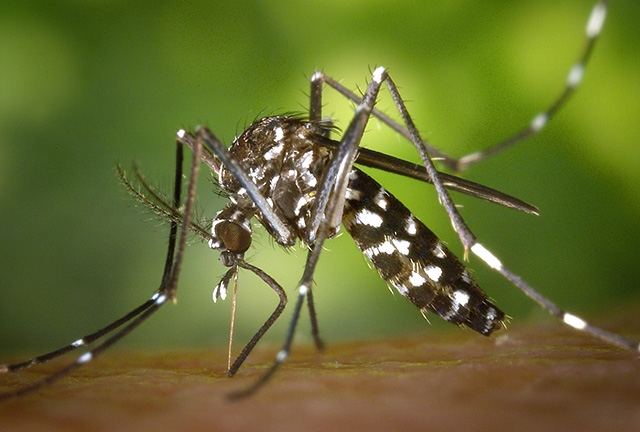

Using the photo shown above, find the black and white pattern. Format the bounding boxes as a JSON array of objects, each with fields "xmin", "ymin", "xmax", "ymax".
[
  {"xmin": 215, "ymin": 115, "xmax": 506, "ymax": 338},
  {"xmin": 218, "ymin": 117, "xmax": 338, "ymax": 246},
  {"xmin": 1, "ymin": 0, "xmax": 637, "ymax": 401},
  {"xmin": 343, "ymin": 168, "xmax": 504, "ymax": 335}
]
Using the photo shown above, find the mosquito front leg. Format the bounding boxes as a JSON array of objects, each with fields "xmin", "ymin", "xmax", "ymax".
[
  {"xmin": 229, "ymin": 67, "xmax": 391, "ymax": 399},
  {"xmin": 0, "ymin": 135, "xmax": 202, "ymax": 399}
]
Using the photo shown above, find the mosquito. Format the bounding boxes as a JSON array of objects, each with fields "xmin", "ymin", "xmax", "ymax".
[{"xmin": 1, "ymin": 0, "xmax": 636, "ymax": 400}]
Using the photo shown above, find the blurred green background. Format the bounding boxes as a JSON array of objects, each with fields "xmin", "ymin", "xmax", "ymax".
[{"xmin": 1, "ymin": 0, "xmax": 639, "ymax": 356}]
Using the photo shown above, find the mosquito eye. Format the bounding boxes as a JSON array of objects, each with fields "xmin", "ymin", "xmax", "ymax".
[
  {"xmin": 5, "ymin": 1, "xmax": 634, "ymax": 402},
  {"xmin": 215, "ymin": 220, "xmax": 251, "ymax": 254}
]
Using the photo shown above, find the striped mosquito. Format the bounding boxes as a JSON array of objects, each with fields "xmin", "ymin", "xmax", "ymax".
[{"xmin": 1, "ymin": 0, "xmax": 636, "ymax": 400}]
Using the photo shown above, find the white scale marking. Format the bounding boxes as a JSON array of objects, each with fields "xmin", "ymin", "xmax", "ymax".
[
  {"xmin": 294, "ymin": 195, "xmax": 309, "ymax": 216},
  {"xmin": 392, "ymin": 238, "xmax": 410, "ymax": 256},
  {"xmin": 213, "ymin": 280, "xmax": 227, "ymax": 303},
  {"xmin": 563, "ymin": 313, "xmax": 587, "ymax": 330},
  {"xmin": 424, "ymin": 265, "xmax": 442, "ymax": 282},
  {"xmin": 249, "ymin": 167, "xmax": 263, "ymax": 181},
  {"xmin": 263, "ymin": 142, "xmax": 284, "ymax": 160},
  {"xmin": 276, "ymin": 350, "xmax": 288, "ymax": 363},
  {"xmin": 364, "ymin": 241, "xmax": 395, "ymax": 257},
  {"xmin": 211, "ymin": 218, "xmax": 224, "ymax": 231},
  {"xmin": 355, "ymin": 209, "xmax": 383, "ymax": 227},
  {"xmin": 432, "ymin": 242, "xmax": 446, "ymax": 259},
  {"xmin": 208, "ymin": 238, "xmax": 222, "ymax": 249},
  {"xmin": 269, "ymin": 174, "xmax": 280, "ymax": 192},
  {"xmin": 396, "ymin": 285, "xmax": 409, "ymax": 296},
  {"xmin": 374, "ymin": 189, "xmax": 389, "ymax": 210},
  {"xmin": 586, "ymin": 2, "xmax": 607, "ymax": 38},
  {"xmin": 71, "ymin": 339, "xmax": 85, "ymax": 348},
  {"xmin": 299, "ymin": 151, "xmax": 314, "ymax": 169},
  {"xmin": 567, "ymin": 63, "xmax": 584, "ymax": 88},
  {"xmin": 77, "ymin": 352, "xmax": 93, "ymax": 364},
  {"xmin": 372, "ymin": 66, "xmax": 386, "ymax": 83},
  {"xmin": 471, "ymin": 243, "xmax": 503, "ymax": 270},
  {"xmin": 274, "ymin": 126, "xmax": 284, "ymax": 142},
  {"xmin": 405, "ymin": 216, "xmax": 417, "ymax": 235},
  {"xmin": 303, "ymin": 173, "xmax": 317, "ymax": 188},
  {"xmin": 452, "ymin": 290, "xmax": 470, "ymax": 310},
  {"xmin": 345, "ymin": 188, "xmax": 362, "ymax": 201},
  {"xmin": 239, "ymin": 218, "xmax": 251, "ymax": 232},
  {"xmin": 530, "ymin": 112, "xmax": 548, "ymax": 132},
  {"xmin": 486, "ymin": 308, "xmax": 497, "ymax": 322},
  {"xmin": 408, "ymin": 271, "xmax": 426, "ymax": 287}
]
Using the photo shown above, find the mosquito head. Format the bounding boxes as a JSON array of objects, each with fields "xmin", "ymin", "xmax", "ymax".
[{"xmin": 209, "ymin": 204, "xmax": 252, "ymax": 259}]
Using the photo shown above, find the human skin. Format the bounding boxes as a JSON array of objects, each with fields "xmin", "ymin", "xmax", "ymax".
[{"xmin": 1, "ymin": 316, "xmax": 639, "ymax": 432}]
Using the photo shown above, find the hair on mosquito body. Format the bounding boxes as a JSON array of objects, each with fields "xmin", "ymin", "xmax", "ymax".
[{"xmin": 1, "ymin": 0, "xmax": 638, "ymax": 401}]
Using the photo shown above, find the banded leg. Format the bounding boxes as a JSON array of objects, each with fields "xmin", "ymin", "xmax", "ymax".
[
  {"xmin": 311, "ymin": 1, "xmax": 610, "ymax": 173},
  {"xmin": 179, "ymin": 127, "xmax": 327, "ymax": 380},
  {"xmin": 0, "ymin": 137, "xmax": 201, "ymax": 399},
  {"xmin": 229, "ymin": 67, "xmax": 391, "ymax": 399},
  {"xmin": 453, "ymin": 0, "xmax": 609, "ymax": 171},
  {"xmin": 313, "ymin": 70, "xmax": 639, "ymax": 350},
  {"xmin": 383, "ymin": 73, "xmax": 639, "ymax": 351}
]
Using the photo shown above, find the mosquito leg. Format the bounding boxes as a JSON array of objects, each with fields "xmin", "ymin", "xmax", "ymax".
[
  {"xmin": 184, "ymin": 127, "xmax": 295, "ymax": 247},
  {"xmin": 309, "ymin": 71, "xmax": 324, "ymax": 122},
  {"xmin": 162, "ymin": 141, "xmax": 184, "ymax": 284},
  {"xmin": 310, "ymin": 71, "xmax": 455, "ymax": 164},
  {"xmin": 313, "ymin": 1, "xmax": 609, "ymax": 173},
  {"xmin": 0, "ymin": 135, "xmax": 201, "ymax": 399},
  {"xmin": 303, "ymin": 72, "xmax": 329, "ymax": 350},
  {"xmin": 472, "ymin": 248, "xmax": 639, "ymax": 351},
  {"xmin": 229, "ymin": 68, "xmax": 390, "ymax": 399},
  {"xmin": 227, "ymin": 280, "xmax": 303, "ymax": 400},
  {"xmin": 0, "ymin": 142, "xmax": 185, "ymax": 380},
  {"xmin": 305, "ymin": 285, "xmax": 324, "ymax": 351},
  {"xmin": 383, "ymin": 72, "xmax": 639, "ymax": 351},
  {"xmin": 162, "ymin": 133, "xmax": 201, "ymax": 299},
  {"xmin": 0, "ymin": 296, "xmax": 168, "ymax": 400},
  {"xmin": 454, "ymin": 0, "xmax": 610, "ymax": 171},
  {"xmin": 383, "ymin": 74, "xmax": 477, "ymax": 250}
]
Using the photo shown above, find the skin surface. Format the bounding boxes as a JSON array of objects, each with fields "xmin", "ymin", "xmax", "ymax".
[{"xmin": 1, "ymin": 319, "xmax": 638, "ymax": 432}]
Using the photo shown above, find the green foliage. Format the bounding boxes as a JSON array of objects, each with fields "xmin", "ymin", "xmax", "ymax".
[{"xmin": 1, "ymin": 1, "xmax": 639, "ymax": 351}]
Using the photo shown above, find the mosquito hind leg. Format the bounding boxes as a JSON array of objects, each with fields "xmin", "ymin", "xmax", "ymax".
[
  {"xmin": 379, "ymin": 70, "xmax": 639, "ymax": 352},
  {"xmin": 454, "ymin": 0, "xmax": 609, "ymax": 171},
  {"xmin": 312, "ymin": 1, "xmax": 609, "ymax": 173}
]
